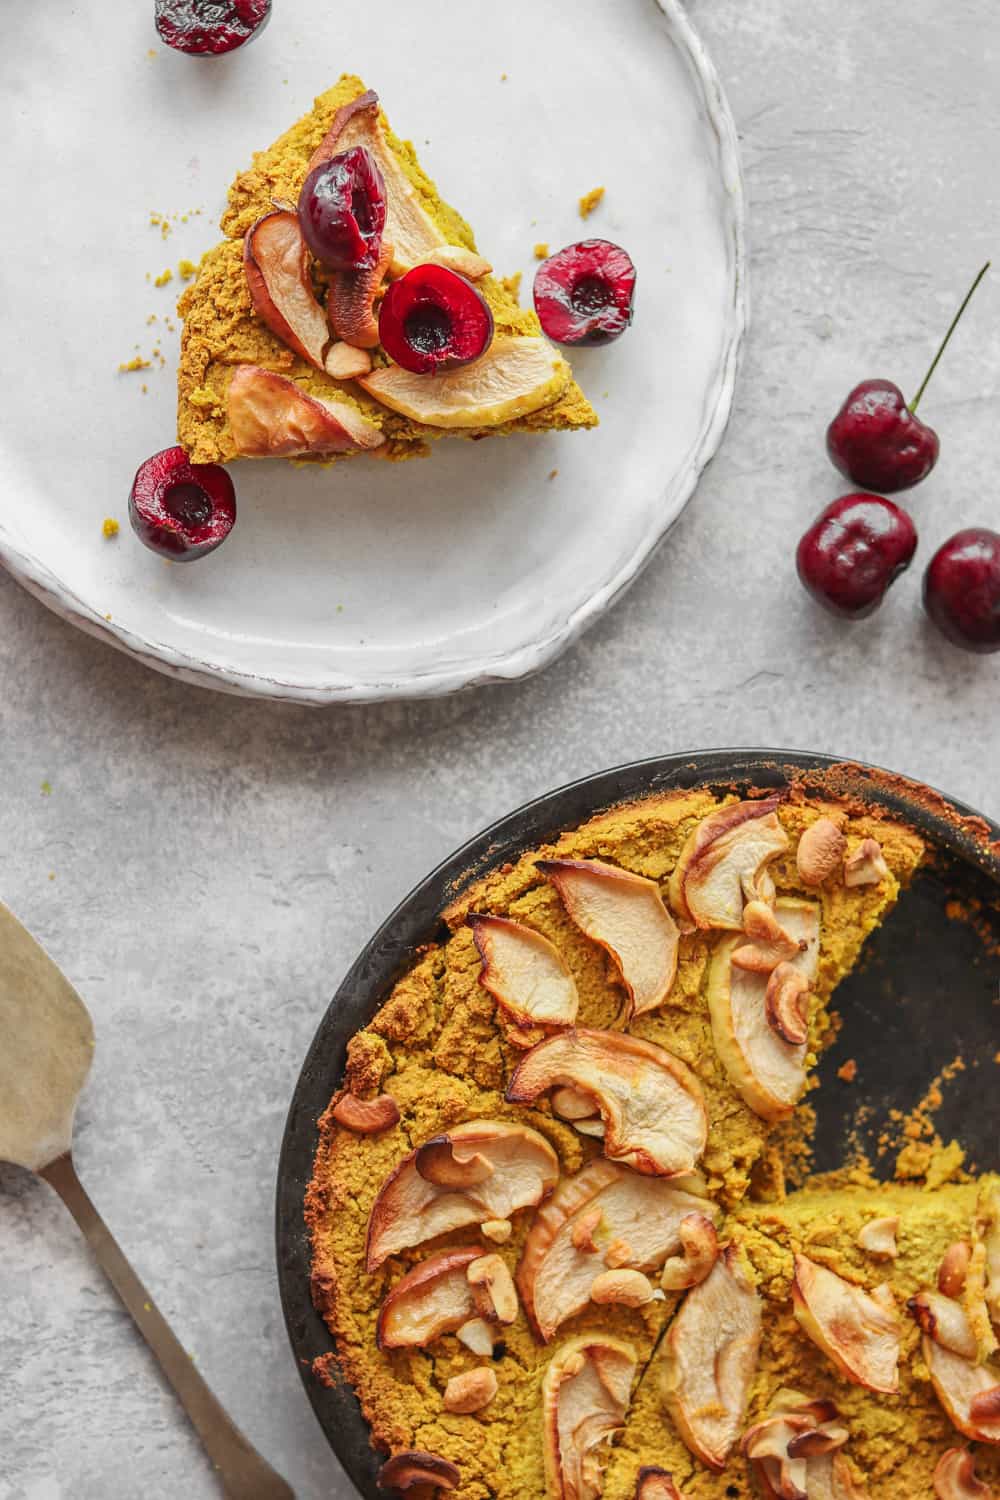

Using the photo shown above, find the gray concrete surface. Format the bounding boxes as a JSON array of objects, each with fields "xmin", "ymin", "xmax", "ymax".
[{"xmin": 2, "ymin": 3, "xmax": 999, "ymax": 1497}]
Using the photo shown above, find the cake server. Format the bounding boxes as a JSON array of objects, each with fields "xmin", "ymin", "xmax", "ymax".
[{"xmin": 0, "ymin": 900, "xmax": 294, "ymax": 1500}]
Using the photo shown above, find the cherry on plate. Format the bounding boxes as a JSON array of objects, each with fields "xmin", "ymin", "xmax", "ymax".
[
  {"xmin": 796, "ymin": 493, "xmax": 918, "ymax": 619},
  {"xmin": 825, "ymin": 262, "xmax": 990, "ymax": 493},
  {"xmin": 129, "ymin": 446, "xmax": 236, "ymax": 561},
  {"xmin": 533, "ymin": 240, "xmax": 636, "ymax": 347},
  {"xmin": 378, "ymin": 264, "xmax": 493, "ymax": 375},
  {"xmin": 298, "ymin": 146, "xmax": 387, "ymax": 272},
  {"xmin": 923, "ymin": 527, "xmax": 1000, "ymax": 653},
  {"xmin": 154, "ymin": 0, "xmax": 272, "ymax": 56}
]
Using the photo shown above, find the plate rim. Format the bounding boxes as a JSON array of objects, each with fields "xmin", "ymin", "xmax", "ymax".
[
  {"xmin": 0, "ymin": 0, "xmax": 747, "ymax": 705},
  {"xmin": 274, "ymin": 747, "xmax": 999, "ymax": 1496}
]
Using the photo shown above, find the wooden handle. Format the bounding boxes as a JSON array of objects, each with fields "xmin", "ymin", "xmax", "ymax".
[{"xmin": 40, "ymin": 1153, "xmax": 295, "ymax": 1500}]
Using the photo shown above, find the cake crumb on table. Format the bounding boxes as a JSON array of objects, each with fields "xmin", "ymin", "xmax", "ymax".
[
  {"xmin": 154, "ymin": 268, "xmax": 173, "ymax": 287},
  {"xmin": 533, "ymin": 242, "xmax": 549, "ymax": 260},
  {"xmin": 118, "ymin": 356, "xmax": 151, "ymax": 373},
  {"xmin": 578, "ymin": 185, "xmax": 605, "ymax": 219},
  {"xmin": 548, "ymin": 468, "xmax": 559, "ymax": 480},
  {"xmin": 837, "ymin": 1058, "xmax": 857, "ymax": 1082},
  {"xmin": 178, "ymin": 258, "xmax": 198, "ymax": 281},
  {"xmin": 102, "ymin": 518, "xmax": 120, "ymax": 540}
]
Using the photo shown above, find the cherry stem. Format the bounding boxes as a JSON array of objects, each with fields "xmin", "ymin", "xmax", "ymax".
[{"xmin": 910, "ymin": 261, "xmax": 990, "ymax": 413}]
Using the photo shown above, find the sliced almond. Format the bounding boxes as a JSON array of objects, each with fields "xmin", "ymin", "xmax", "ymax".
[
  {"xmin": 660, "ymin": 1246, "xmax": 762, "ymax": 1471},
  {"xmin": 658, "ymin": 1213, "xmax": 719, "ymax": 1292},
  {"xmin": 376, "ymin": 1248, "xmax": 481, "ymax": 1350},
  {"xmin": 796, "ymin": 817, "xmax": 847, "ymax": 887},
  {"xmin": 227, "ymin": 365, "xmax": 385, "ymax": 457},
  {"xmin": 324, "ymin": 341, "xmax": 374, "ymax": 380},
  {"xmin": 590, "ymin": 1269, "xmax": 655, "ymax": 1308},
  {"xmin": 423, "ymin": 245, "xmax": 493, "ymax": 280},
  {"xmin": 467, "ymin": 1253, "xmax": 518, "ymax": 1325},
  {"xmin": 542, "ymin": 1335, "xmax": 636, "ymax": 1500},
  {"xmin": 537, "ymin": 859, "xmax": 680, "ymax": 1018},
  {"xmin": 365, "ymin": 1120, "xmax": 558, "ymax": 1272},
  {"xmin": 456, "ymin": 1317, "xmax": 495, "ymax": 1358},
  {"xmin": 669, "ymin": 798, "xmax": 789, "ymax": 930},
  {"xmin": 243, "ymin": 210, "xmax": 331, "ymax": 369},
  {"xmin": 506, "ymin": 1028, "xmax": 707, "ymax": 1179},
  {"xmin": 940, "ymin": 1242, "xmax": 974, "ymax": 1299},
  {"xmin": 469, "ymin": 914, "xmax": 579, "ymax": 1031},
  {"xmin": 378, "ymin": 1451, "xmax": 460, "ymax": 1492},
  {"xmin": 416, "ymin": 1138, "xmax": 494, "ymax": 1189},
  {"xmin": 517, "ymin": 1160, "xmax": 714, "ymax": 1341},
  {"xmin": 481, "ymin": 1218, "xmax": 512, "ymax": 1244},
  {"xmin": 792, "ymin": 1256, "xmax": 900, "ymax": 1393},
  {"xmin": 707, "ymin": 899, "xmax": 819, "ymax": 1121},
  {"xmin": 933, "ymin": 1447, "xmax": 994, "ymax": 1500},
  {"xmin": 856, "ymin": 1216, "xmax": 899, "ymax": 1261},
  {"xmin": 732, "ymin": 901, "xmax": 806, "ymax": 974},
  {"xmin": 443, "ymin": 1366, "xmax": 498, "ymax": 1414},
  {"xmin": 359, "ymin": 336, "xmax": 571, "ymax": 430},
  {"xmin": 843, "ymin": 838, "xmax": 890, "ymax": 888},
  {"xmin": 331, "ymin": 1091, "xmax": 400, "ymax": 1134},
  {"xmin": 764, "ymin": 963, "xmax": 811, "ymax": 1047},
  {"xmin": 552, "ymin": 1086, "xmax": 601, "ymax": 1121},
  {"xmin": 634, "ymin": 1470, "xmax": 684, "ymax": 1500}
]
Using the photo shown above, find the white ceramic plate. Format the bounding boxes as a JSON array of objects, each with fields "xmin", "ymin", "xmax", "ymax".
[{"xmin": 0, "ymin": 0, "xmax": 744, "ymax": 704}]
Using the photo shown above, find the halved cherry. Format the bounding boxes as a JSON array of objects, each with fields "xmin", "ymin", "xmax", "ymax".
[
  {"xmin": 129, "ymin": 446, "xmax": 236, "ymax": 561},
  {"xmin": 378, "ymin": 263, "xmax": 494, "ymax": 375},
  {"xmin": 298, "ymin": 146, "xmax": 387, "ymax": 272},
  {"xmin": 533, "ymin": 239, "xmax": 636, "ymax": 346}
]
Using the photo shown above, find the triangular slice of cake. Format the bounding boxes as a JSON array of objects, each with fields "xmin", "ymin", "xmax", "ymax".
[{"xmin": 177, "ymin": 75, "xmax": 597, "ymax": 466}]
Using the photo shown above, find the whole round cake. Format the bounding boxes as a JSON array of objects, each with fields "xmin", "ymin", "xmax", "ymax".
[{"xmin": 306, "ymin": 786, "xmax": 1000, "ymax": 1498}]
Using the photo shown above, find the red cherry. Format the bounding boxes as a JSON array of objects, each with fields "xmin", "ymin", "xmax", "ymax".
[
  {"xmin": 923, "ymin": 527, "xmax": 1000, "ymax": 653},
  {"xmin": 825, "ymin": 262, "xmax": 990, "ymax": 493},
  {"xmin": 796, "ymin": 493, "xmax": 918, "ymax": 619},
  {"xmin": 154, "ymin": 0, "xmax": 271, "ymax": 55},
  {"xmin": 378, "ymin": 264, "xmax": 493, "ymax": 375},
  {"xmin": 298, "ymin": 147, "xmax": 387, "ymax": 272},
  {"xmin": 533, "ymin": 240, "xmax": 636, "ymax": 346},
  {"xmin": 129, "ymin": 446, "xmax": 236, "ymax": 561},
  {"xmin": 826, "ymin": 379, "xmax": 938, "ymax": 493}
]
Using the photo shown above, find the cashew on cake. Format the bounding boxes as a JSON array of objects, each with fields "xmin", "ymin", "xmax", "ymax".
[
  {"xmin": 177, "ymin": 75, "xmax": 597, "ymax": 467},
  {"xmin": 306, "ymin": 788, "xmax": 1000, "ymax": 1498}
]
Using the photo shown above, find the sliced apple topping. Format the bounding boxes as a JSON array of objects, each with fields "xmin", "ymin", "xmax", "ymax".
[
  {"xmin": 517, "ymin": 1160, "xmax": 715, "ymax": 1340},
  {"xmin": 365, "ymin": 1119, "xmax": 558, "ymax": 1271},
  {"xmin": 792, "ymin": 1256, "xmax": 900, "ymax": 1394},
  {"xmin": 658, "ymin": 1213, "xmax": 719, "ymax": 1292},
  {"xmin": 359, "ymin": 336, "xmax": 571, "ymax": 430},
  {"xmin": 328, "ymin": 237, "xmax": 393, "ymax": 350},
  {"xmin": 469, "ymin": 914, "xmax": 579, "ymax": 1031},
  {"xmin": 244, "ymin": 210, "xmax": 331, "ymax": 369},
  {"xmin": 707, "ymin": 899, "xmax": 820, "ymax": 1121},
  {"xmin": 669, "ymin": 798, "xmax": 789, "ymax": 930},
  {"xmin": 537, "ymin": 859, "xmax": 680, "ymax": 1018},
  {"xmin": 542, "ymin": 1335, "xmax": 637, "ymax": 1500},
  {"xmin": 307, "ymin": 89, "xmax": 454, "ymax": 278},
  {"xmin": 378, "ymin": 1451, "xmax": 460, "ymax": 1493},
  {"xmin": 933, "ymin": 1448, "xmax": 995, "ymax": 1500},
  {"xmin": 228, "ymin": 366, "xmax": 385, "ymax": 457},
  {"xmin": 331, "ymin": 1091, "xmax": 400, "ymax": 1134},
  {"xmin": 552, "ymin": 1086, "xmax": 601, "ymax": 1122},
  {"xmin": 423, "ymin": 245, "xmax": 492, "ymax": 280},
  {"xmin": 506, "ymin": 1029, "xmax": 707, "ymax": 1178},
  {"xmin": 456, "ymin": 1317, "xmax": 496, "ymax": 1357},
  {"xmin": 661, "ymin": 1246, "xmax": 762, "ymax": 1471},
  {"xmin": 634, "ymin": 1471, "xmax": 684, "ymax": 1500},
  {"xmin": 856, "ymin": 1216, "xmax": 899, "ymax": 1261},
  {"xmin": 743, "ymin": 1391, "xmax": 870, "ymax": 1500},
  {"xmin": 376, "ymin": 1248, "xmax": 481, "ymax": 1350},
  {"xmin": 843, "ymin": 838, "xmax": 890, "ymax": 888},
  {"xmin": 909, "ymin": 1268, "xmax": 1000, "ymax": 1444}
]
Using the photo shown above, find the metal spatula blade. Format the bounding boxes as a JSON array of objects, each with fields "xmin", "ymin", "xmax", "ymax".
[{"xmin": 0, "ymin": 901, "xmax": 294, "ymax": 1500}]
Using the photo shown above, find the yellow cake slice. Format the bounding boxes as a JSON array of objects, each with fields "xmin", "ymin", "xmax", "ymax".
[{"xmin": 177, "ymin": 75, "xmax": 597, "ymax": 465}]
